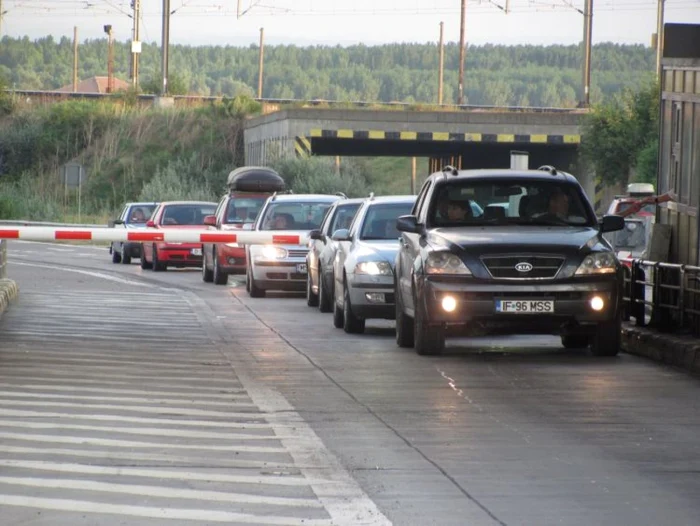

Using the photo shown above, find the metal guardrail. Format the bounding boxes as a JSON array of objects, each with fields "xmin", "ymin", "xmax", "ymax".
[
  {"xmin": 5, "ymin": 89, "xmax": 587, "ymax": 114},
  {"xmin": 621, "ymin": 258, "xmax": 700, "ymax": 337},
  {"xmin": 0, "ymin": 240, "xmax": 7, "ymax": 279},
  {"xmin": 0, "ymin": 219, "xmax": 105, "ymax": 229}
]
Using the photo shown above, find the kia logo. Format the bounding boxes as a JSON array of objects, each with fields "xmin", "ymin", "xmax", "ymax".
[{"xmin": 515, "ymin": 262, "xmax": 533, "ymax": 273}]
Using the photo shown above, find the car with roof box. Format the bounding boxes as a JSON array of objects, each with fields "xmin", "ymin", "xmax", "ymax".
[{"xmin": 394, "ymin": 165, "xmax": 626, "ymax": 356}]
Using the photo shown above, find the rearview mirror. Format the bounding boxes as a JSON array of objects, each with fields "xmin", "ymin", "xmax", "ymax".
[
  {"xmin": 203, "ymin": 215, "xmax": 217, "ymax": 227},
  {"xmin": 396, "ymin": 215, "xmax": 422, "ymax": 234},
  {"xmin": 331, "ymin": 228, "xmax": 351, "ymax": 242},
  {"xmin": 309, "ymin": 229, "xmax": 325, "ymax": 241},
  {"xmin": 600, "ymin": 215, "xmax": 625, "ymax": 233},
  {"xmin": 146, "ymin": 220, "xmax": 156, "ymax": 228}
]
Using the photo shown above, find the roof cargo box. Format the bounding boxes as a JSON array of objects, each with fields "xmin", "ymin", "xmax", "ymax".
[{"xmin": 226, "ymin": 166, "xmax": 286, "ymax": 193}]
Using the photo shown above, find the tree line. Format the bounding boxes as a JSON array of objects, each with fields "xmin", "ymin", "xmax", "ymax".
[{"xmin": 1, "ymin": 36, "xmax": 655, "ymax": 107}]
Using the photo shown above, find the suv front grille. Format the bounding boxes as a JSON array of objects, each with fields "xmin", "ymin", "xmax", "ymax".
[{"xmin": 481, "ymin": 255, "xmax": 565, "ymax": 279}]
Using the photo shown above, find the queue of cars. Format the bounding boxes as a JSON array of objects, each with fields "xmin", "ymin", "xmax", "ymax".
[{"xmin": 110, "ymin": 164, "xmax": 627, "ymax": 357}]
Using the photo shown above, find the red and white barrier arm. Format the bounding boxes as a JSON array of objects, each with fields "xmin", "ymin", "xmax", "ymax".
[{"xmin": 0, "ymin": 227, "xmax": 306, "ymax": 245}]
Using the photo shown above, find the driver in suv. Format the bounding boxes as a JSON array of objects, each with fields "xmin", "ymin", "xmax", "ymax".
[{"xmin": 394, "ymin": 165, "xmax": 626, "ymax": 356}]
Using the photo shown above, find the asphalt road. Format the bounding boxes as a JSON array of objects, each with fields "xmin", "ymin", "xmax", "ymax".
[{"xmin": 2, "ymin": 240, "xmax": 700, "ymax": 526}]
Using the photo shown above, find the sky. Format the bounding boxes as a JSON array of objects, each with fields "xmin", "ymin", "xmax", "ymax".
[{"xmin": 4, "ymin": 0, "xmax": 700, "ymax": 47}]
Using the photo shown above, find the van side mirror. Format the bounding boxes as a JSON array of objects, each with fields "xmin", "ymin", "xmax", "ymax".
[
  {"xmin": 600, "ymin": 215, "xmax": 625, "ymax": 233},
  {"xmin": 396, "ymin": 215, "xmax": 422, "ymax": 234},
  {"xmin": 331, "ymin": 228, "xmax": 351, "ymax": 242},
  {"xmin": 203, "ymin": 215, "xmax": 217, "ymax": 227}
]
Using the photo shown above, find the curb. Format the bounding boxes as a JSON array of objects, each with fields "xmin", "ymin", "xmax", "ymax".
[
  {"xmin": 622, "ymin": 323, "xmax": 700, "ymax": 374},
  {"xmin": 0, "ymin": 279, "xmax": 19, "ymax": 319}
]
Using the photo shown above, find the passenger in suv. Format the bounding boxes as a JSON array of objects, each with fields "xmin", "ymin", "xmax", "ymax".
[{"xmin": 394, "ymin": 166, "xmax": 625, "ymax": 356}]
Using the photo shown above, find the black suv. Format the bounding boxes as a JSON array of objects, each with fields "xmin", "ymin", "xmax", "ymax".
[{"xmin": 394, "ymin": 166, "xmax": 625, "ymax": 356}]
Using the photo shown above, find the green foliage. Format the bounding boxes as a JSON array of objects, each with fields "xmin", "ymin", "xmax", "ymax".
[
  {"xmin": 220, "ymin": 95, "xmax": 262, "ymax": 118},
  {"xmin": 0, "ymin": 74, "xmax": 15, "ymax": 116},
  {"xmin": 138, "ymin": 154, "xmax": 220, "ymax": 202},
  {"xmin": 581, "ymin": 81, "xmax": 659, "ymax": 186},
  {"xmin": 0, "ymin": 173, "xmax": 63, "ymax": 220},
  {"xmin": 1, "ymin": 37, "xmax": 655, "ymax": 106},
  {"xmin": 635, "ymin": 139, "xmax": 659, "ymax": 185},
  {"xmin": 271, "ymin": 157, "xmax": 370, "ymax": 197}
]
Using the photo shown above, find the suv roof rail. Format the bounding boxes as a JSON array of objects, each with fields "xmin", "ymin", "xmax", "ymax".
[
  {"xmin": 442, "ymin": 165, "xmax": 459, "ymax": 176},
  {"xmin": 335, "ymin": 192, "xmax": 348, "ymax": 198},
  {"xmin": 537, "ymin": 165, "xmax": 559, "ymax": 175}
]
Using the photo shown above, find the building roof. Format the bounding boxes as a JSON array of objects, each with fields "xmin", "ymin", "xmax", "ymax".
[{"xmin": 57, "ymin": 76, "xmax": 130, "ymax": 94}]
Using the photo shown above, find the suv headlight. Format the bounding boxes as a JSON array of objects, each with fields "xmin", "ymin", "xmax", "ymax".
[
  {"xmin": 425, "ymin": 252, "xmax": 472, "ymax": 275},
  {"xmin": 575, "ymin": 252, "xmax": 616, "ymax": 275},
  {"xmin": 355, "ymin": 261, "xmax": 392, "ymax": 276},
  {"xmin": 260, "ymin": 246, "xmax": 288, "ymax": 260}
]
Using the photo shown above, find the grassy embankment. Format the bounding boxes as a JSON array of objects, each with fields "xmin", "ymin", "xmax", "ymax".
[{"xmin": 0, "ymin": 96, "xmax": 425, "ymax": 223}]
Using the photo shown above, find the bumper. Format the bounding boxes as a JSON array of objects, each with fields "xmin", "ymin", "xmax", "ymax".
[
  {"xmin": 348, "ymin": 275, "xmax": 395, "ymax": 319},
  {"xmin": 252, "ymin": 258, "xmax": 307, "ymax": 291},
  {"xmin": 158, "ymin": 246, "xmax": 203, "ymax": 267},
  {"xmin": 216, "ymin": 245, "xmax": 247, "ymax": 275},
  {"xmin": 417, "ymin": 276, "xmax": 620, "ymax": 335}
]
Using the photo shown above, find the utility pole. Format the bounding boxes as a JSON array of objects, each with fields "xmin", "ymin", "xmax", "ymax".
[
  {"xmin": 411, "ymin": 157, "xmax": 417, "ymax": 194},
  {"xmin": 131, "ymin": 0, "xmax": 142, "ymax": 88},
  {"xmin": 104, "ymin": 25, "xmax": 114, "ymax": 94},
  {"xmin": 161, "ymin": 0, "xmax": 171, "ymax": 95},
  {"xmin": 655, "ymin": 0, "xmax": 665, "ymax": 79},
  {"xmin": 438, "ymin": 22, "xmax": 444, "ymax": 105},
  {"xmin": 258, "ymin": 27, "xmax": 265, "ymax": 99},
  {"xmin": 458, "ymin": 0, "xmax": 467, "ymax": 105},
  {"xmin": 73, "ymin": 26, "xmax": 78, "ymax": 92},
  {"xmin": 581, "ymin": 0, "xmax": 593, "ymax": 108}
]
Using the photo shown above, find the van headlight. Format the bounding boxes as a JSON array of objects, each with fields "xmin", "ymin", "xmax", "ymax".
[
  {"xmin": 425, "ymin": 252, "xmax": 472, "ymax": 275},
  {"xmin": 355, "ymin": 261, "xmax": 392, "ymax": 275},
  {"xmin": 259, "ymin": 246, "xmax": 288, "ymax": 260},
  {"xmin": 575, "ymin": 252, "xmax": 616, "ymax": 275}
]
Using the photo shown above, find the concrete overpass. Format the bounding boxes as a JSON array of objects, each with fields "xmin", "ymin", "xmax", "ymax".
[{"xmin": 243, "ymin": 107, "xmax": 604, "ymax": 207}]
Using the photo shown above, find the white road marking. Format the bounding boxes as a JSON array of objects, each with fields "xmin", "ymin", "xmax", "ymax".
[
  {"xmin": 0, "ymin": 445, "xmax": 295, "ymax": 468},
  {"xmin": 0, "ymin": 375, "xmax": 246, "ymax": 393},
  {"xmin": 0, "ymin": 408, "xmax": 274, "ymax": 429},
  {"xmin": 0, "ymin": 420, "xmax": 280, "ymax": 441},
  {"xmin": 3, "ymin": 383, "xmax": 247, "ymax": 398},
  {"xmin": 0, "ymin": 391, "xmax": 256, "ymax": 408},
  {"xmin": 0, "ymin": 495, "xmax": 333, "ymax": 525},
  {"xmin": 10, "ymin": 261, "xmax": 158, "ymax": 288},
  {"xmin": 0, "ymin": 477, "xmax": 323, "ymax": 508},
  {"xmin": 0, "ymin": 461, "xmax": 321, "ymax": 487},
  {"xmin": 0, "ymin": 431, "xmax": 288, "ymax": 452},
  {"xmin": 240, "ymin": 374, "xmax": 393, "ymax": 526}
]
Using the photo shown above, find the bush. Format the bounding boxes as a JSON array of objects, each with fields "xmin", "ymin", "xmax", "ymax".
[
  {"xmin": 271, "ymin": 156, "xmax": 369, "ymax": 196},
  {"xmin": 138, "ymin": 154, "xmax": 221, "ymax": 202}
]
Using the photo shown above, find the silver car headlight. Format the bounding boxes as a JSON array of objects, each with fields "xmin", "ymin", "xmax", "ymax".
[
  {"xmin": 354, "ymin": 261, "xmax": 393, "ymax": 276},
  {"xmin": 259, "ymin": 246, "xmax": 288, "ymax": 260},
  {"xmin": 575, "ymin": 252, "xmax": 616, "ymax": 275},
  {"xmin": 425, "ymin": 252, "xmax": 472, "ymax": 275}
]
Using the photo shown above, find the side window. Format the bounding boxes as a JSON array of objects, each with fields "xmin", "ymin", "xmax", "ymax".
[
  {"xmin": 348, "ymin": 205, "xmax": 367, "ymax": 238},
  {"xmin": 321, "ymin": 205, "xmax": 337, "ymax": 234},
  {"xmin": 413, "ymin": 180, "xmax": 432, "ymax": 219},
  {"xmin": 119, "ymin": 205, "xmax": 129, "ymax": 220}
]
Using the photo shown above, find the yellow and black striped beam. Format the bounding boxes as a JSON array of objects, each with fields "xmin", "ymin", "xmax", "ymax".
[
  {"xmin": 309, "ymin": 129, "xmax": 581, "ymax": 144},
  {"xmin": 294, "ymin": 136, "xmax": 312, "ymax": 157}
]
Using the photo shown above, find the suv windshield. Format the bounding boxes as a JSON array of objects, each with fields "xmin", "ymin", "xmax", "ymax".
[
  {"xmin": 260, "ymin": 202, "xmax": 333, "ymax": 231},
  {"xmin": 360, "ymin": 202, "xmax": 415, "ymax": 240},
  {"xmin": 429, "ymin": 179, "xmax": 595, "ymax": 227},
  {"xmin": 225, "ymin": 197, "xmax": 267, "ymax": 224}
]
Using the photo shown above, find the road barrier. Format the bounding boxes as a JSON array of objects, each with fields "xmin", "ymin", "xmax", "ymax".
[
  {"xmin": 0, "ymin": 240, "xmax": 7, "ymax": 279},
  {"xmin": 0, "ymin": 226, "xmax": 306, "ymax": 246},
  {"xmin": 621, "ymin": 258, "xmax": 700, "ymax": 337}
]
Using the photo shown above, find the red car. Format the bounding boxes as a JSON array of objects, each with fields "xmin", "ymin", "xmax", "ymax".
[
  {"xmin": 140, "ymin": 201, "xmax": 217, "ymax": 272},
  {"xmin": 202, "ymin": 167, "xmax": 286, "ymax": 285}
]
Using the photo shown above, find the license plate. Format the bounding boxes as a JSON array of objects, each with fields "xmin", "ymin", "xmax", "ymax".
[
  {"xmin": 190, "ymin": 248, "xmax": 202, "ymax": 256},
  {"xmin": 296, "ymin": 263, "xmax": 307, "ymax": 273},
  {"xmin": 495, "ymin": 299, "xmax": 554, "ymax": 313}
]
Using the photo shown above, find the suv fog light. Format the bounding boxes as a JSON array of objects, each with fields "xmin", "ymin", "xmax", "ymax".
[
  {"xmin": 442, "ymin": 295, "xmax": 457, "ymax": 312},
  {"xmin": 590, "ymin": 295, "xmax": 605, "ymax": 311},
  {"xmin": 365, "ymin": 292, "xmax": 386, "ymax": 303}
]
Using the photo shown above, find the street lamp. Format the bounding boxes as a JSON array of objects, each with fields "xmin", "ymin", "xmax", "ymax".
[{"xmin": 103, "ymin": 24, "xmax": 114, "ymax": 94}]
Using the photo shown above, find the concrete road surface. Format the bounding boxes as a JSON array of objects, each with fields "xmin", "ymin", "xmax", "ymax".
[{"xmin": 1, "ymin": 240, "xmax": 700, "ymax": 526}]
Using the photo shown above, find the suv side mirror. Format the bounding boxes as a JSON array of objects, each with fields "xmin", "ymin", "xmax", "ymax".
[
  {"xmin": 203, "ymin": 215, "xmax": 217, "ymax": 227},
  {"xmin": 146, "ymin": 220, "xmax": 156, "ymax": 228},
  {"xmin": 600, "ymin": 215, "xmax": 625, "ymax": 233},
  {"xmin": 113, "ymin": 219, "xmax": 124, "ymax": 226},
  {"xmin": 309, "ymin": 229, "xmax": 325, "ymax": 241},
  {"xmin": 396, "ymin": 215, "xmax": 422, "ymax": 234},
  {"xmin": 331, "ymin": 228, "xmax": 351, "ymax": 242}
]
